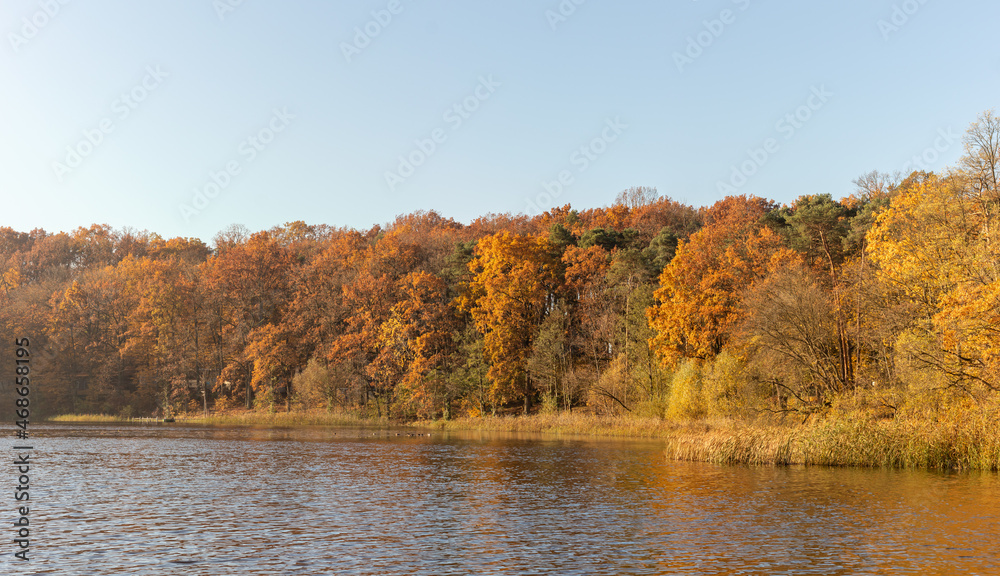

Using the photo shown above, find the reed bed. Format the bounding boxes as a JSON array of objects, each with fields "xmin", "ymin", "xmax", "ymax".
[
  {"xmin": 421, "ymin": 412, "xmax": 685, "ymax": 438},
  {"xmin": 661, "ymin": 415, "xmax": 1000, "ymax": 471},
  {"xmin": 48, "ymin": 414, "xmax": 126, "ymax": 423},
  {"xmin": 177, "ymin": 410, "xmax": 385, "ymax": 428},
  {"xmin": 47, "ymin": 406, "xmax": 1000, "ymax": 471},
  {"xmin": 424, "ymin": 410, "xmax": 1000, "ymax": 471}
]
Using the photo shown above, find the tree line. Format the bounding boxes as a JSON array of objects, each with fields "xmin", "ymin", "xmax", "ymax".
[{"xmin": 3, "ymin": 110, "xmax": 998, "ymax": 421}]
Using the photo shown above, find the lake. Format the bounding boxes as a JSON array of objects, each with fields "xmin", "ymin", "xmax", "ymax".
[{"xmin": 16, "ymin": 424, "xmax": 1000, "ymax": 574}]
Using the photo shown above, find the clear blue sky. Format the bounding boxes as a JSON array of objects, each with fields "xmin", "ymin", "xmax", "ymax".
[{"xmin": 2, "ymin": 0, "xmax": 998, "ymax": 242}]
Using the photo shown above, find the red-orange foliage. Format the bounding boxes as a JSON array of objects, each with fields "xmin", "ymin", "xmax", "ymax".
[{"xmin": 648, "ymin": 195, "xmax": 796, "ymax": 363}]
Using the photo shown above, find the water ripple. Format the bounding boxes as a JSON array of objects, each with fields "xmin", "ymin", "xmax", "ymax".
[{"xmin": 21, "ymin": 424, "xmax": 1000, "ymax": 575}]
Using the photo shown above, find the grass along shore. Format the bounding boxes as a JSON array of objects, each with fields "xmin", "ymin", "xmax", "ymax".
[
  {"xmin": 49, "ymin": 414, "xmax": 134, "ymax": 423},
  {"xmin": 423, "ymin": 411, "xmax": 1000, "ymax": 471},
  {"xmin": 48, "ymin": 410, "xmax": 383, "ymax": 428},
  {"xmin": 47, "ymin": 408, "xmax": 1000, "ymax": 471}
]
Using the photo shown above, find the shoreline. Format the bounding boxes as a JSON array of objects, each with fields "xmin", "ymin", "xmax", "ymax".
[{"xmin": 46, "ymin": 410, "xmax": 1000, "ymax": 471}]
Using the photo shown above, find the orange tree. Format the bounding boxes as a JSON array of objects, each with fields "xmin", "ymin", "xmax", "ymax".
[
  {"xmin": 648, "ymin": 195, "xmax": 793, "ymax": 364},
  {"xmin": 458, "ymin": 232, "xmax": 560, "ymax": 413}
]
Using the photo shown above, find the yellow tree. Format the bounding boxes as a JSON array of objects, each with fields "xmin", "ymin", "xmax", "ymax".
[
  {"xmin": 244, "ymin": 323, "xmax": 296, "ymax": 409},
  {"xmin": 370, "ymin": 271, "xmax": 458, "ymax": 418},
  {"xmin": 459, "ymin": 232, "xmax": 559, "ymax": 413},
  {"xmin": 868, "ymin": 174, "xmax": 1000, "ymax": 394}
]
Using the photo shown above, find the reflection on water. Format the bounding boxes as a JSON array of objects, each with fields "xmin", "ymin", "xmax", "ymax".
[{"xmin": 25, "ymin": 424, "xmax": 1000, "ymax": 575}]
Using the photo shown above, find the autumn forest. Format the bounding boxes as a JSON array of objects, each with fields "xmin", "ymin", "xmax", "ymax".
[{"xmin": 4, "ymin": 111, "xmax": 999, "ymax": 427}]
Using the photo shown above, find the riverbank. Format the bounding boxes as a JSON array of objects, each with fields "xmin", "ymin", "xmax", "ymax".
[
  {"xmin": 48, "ymin": 411, "xmax": 381, "ymax": 428},
  {"xmin": 49, "ymin": 414, "xmax": 134, "ymax": 423},
  {"xmin": 421, "ymin": 411, "xmax": 1000, "ymax": 471},
  {"xmin": 47, "ymin": 407, "xmax": 1000, "ymax": 471}
]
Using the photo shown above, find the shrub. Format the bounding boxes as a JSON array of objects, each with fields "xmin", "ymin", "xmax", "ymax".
[{"xmin": 667, "ymin": 359, "xmax": 705, "ymax": 420}]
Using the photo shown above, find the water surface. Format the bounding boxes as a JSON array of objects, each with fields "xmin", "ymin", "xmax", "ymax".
[{"xmin": 17, "ymin": 424, "xmax": 1000, "ymax": 574}]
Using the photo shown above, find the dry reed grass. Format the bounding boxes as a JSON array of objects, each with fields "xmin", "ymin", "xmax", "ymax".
[{"xmin": 50, "ymin": 405, "xmax": 1000, "ymax": 471}]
